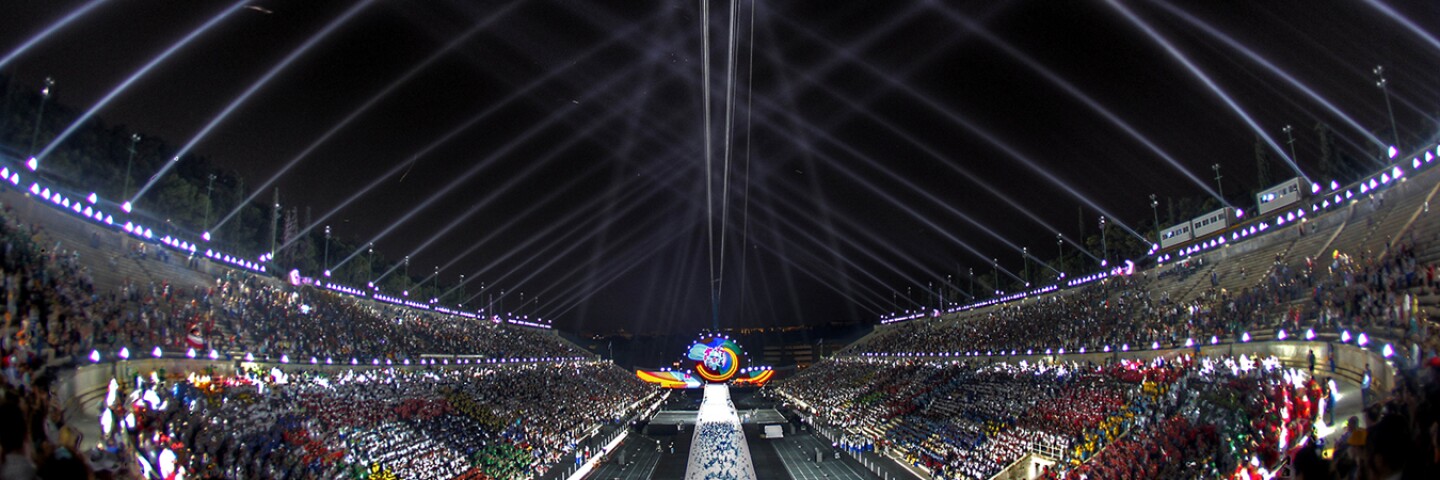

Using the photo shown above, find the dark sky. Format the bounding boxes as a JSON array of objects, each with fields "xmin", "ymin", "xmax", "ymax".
[{"xmin": 3, "ymin": 0, "xmax": 1439, "ymax": 334}]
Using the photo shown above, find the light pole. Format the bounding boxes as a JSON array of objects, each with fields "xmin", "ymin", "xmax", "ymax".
[
  {"xmin": 945, "ymin": 274, "xmax": 952, "ymax": 306},
  {"xmin": 1282, "ymin": 125, "xmax": 1299, "ymax": 166},
  {"xmin": 458, "ymin": 274, "xmax": 465, "ymax": 307},
  {"xmin": 366, "ymin": 243, "xmax": 374, "ymax": 287},
  {"xmin": 1099, "ymin": 216, "xmax": 1108, "ymax": 267},
  {"xmin": 1056, "ymin": 233, "xmax": 1064, "ymax": 278},
  {"xmin": 27, "ymin": 77, "xmax": 54, "ymax": 160},
  {"xmin": 992, "ymin": 258, "xmax": 999, "ymax": 295},
  {"xmin": 1212, "ymin": 164, "xmax": 1224, "ymax": 201},
  {"xmin": 968, "ymin": 268, "xmax": 974, "ymax": 299},
  {"xmin": 1374, "ymin": 66, "xmax": 1400, "ymax": 149},
  {"xmin": 322, "ymin": 225, "xmax": 331, "ymax": 277},
  {"xmin": 202, "ymin": 174, "xmax": 215, "ymax": 240},
  {"xmin": 123, "ymin": 134, "xmax": 140, "ymax": 199},
  {"xmin": 1021, "ymin": 247, "xmax": 1029, "ymax": 288},
  {"xmin": 1149, "ymin": 194, "xmax": 1160, "ymax": 245}
]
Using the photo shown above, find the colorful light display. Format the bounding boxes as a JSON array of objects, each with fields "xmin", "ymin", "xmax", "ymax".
[{"xmin": 636, "ymin": 335, "xmax": 773, "ymax": 388}]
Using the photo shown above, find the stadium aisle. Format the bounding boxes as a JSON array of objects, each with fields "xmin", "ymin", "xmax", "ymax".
[
  {"xmin": 583, "ymin": 435, "xmax": 664, "ymax": 480},
  {"xmin": 767, "ymin": 431, "xmax": 877, "ymax": 480}
]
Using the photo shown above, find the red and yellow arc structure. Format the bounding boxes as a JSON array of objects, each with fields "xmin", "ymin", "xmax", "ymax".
[
  {"xmin": 636, "ymin": 370, "xmax": 697, "ymax": 389},
  {"xmin": 731, "ymin": 369, "xmax": 773, "ymax": 387}
]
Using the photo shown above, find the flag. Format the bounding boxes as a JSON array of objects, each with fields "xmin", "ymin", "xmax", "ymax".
[{"xmin": 186, "ymin": 324, "xmax": 206, "ymax": 349}]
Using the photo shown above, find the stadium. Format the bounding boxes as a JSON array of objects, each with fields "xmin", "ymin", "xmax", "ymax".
[{"xmin": 1, "ymin": 1, "xmax": 1438, "ymax": 480}]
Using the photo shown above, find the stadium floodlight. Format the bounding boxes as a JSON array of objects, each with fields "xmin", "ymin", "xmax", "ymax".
[
  {"xmin": 87, "ymin": 192, "xmax": 97, "ymax": 204},
  {"xmin": 1277, "ymin": 329, "xmax": 1287, "ymax": 340},
  {"xmin": 310, "ymin": 357, "xmax": 318, "ymax": 365},
  {"xmin": 1122, "ymin": 344, "xmax": 1129, "ymax": 352},
  {"xmin": 244, "ymin": 352, "xmax": 254, "ymax": 362},
  {"xmin": 281, "ymin": 354, "xmax": 289, "ymax": 364},
  {"xmin": 209, "ymin": 349, "xmax": 219, "ymax": 360},
  {"xmin": 118, "ymin": 347, "xmax": 130, "ymax": 360},
  {"xmin": 89, "ymin": 350, "xmax": 100, "ymax": 363},
  {"xmin": 1210, "ymin": 336, "xmax": 1219, "ymax": 345},
  {"xmin": 1185, "ymin": 338, "xmax": 1194, "ymax": 348},
  {"xmin": 1151, "ymin": 341, "xmax": 1159, "ymax": 350},
  {"xmin": 1241, "ymin": 332, "xmax": 1251, "ymax": 342},
  {"xmin": 1305, "ymin": 329, "xmax": 1315, "ymax": 340},
  {"xmin": 151, "ymin": 346, "xmax": 162, "ymax": 358},
  {"xmin": 1382, "ymin": 344, "xmax": 1394, "ymax": 358},
  {"xmin": 1341, "ymin": 330, "xmax": 1352, "ymax": 343},
  {"xmin": 1357, "ymin": 333, "xmax": 1369, "ymax": 346},
  {"xmin": 1387, "ymin": 146, "xmax": 1397, "ymax": 158}
]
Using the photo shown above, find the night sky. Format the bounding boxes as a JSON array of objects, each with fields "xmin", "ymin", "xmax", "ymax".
[{"xmin": 2, "ymin": 0, "xmax": 1439, "ymax": 334}]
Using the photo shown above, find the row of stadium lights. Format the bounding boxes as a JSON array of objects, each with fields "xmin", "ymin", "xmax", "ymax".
[
  {"xmin": 6, "ymin": 161, "xmax": 268, "ymax": 274},
  {"xmin": 329, "ymin": 281, "xmax": 552, "ymax": 328},
  {"xmin": 1158, "ymin": 146, "xmax": 1429, "ymax": 263},
  {"xmin": 86, "ymin": 346, "xmax": 585, "ymax": 366},
  {"xmin": 10, "ymin": 158, "xmax": 556, "ymax": 331},
  {"xmin": 881, "ymin": 262, "xmax": 1131, "ymax": 325},
  {"xmin": 859, "ymin": 327, "xmax": 1395, "ymax": 359},
  {"xmin": 888, "ymin": 144, "xmax": 1437, "ymax": 324}
]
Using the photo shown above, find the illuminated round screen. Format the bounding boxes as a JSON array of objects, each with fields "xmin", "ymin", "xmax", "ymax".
[{"xmin": 688, "ymin": 336, "xmax": 743, "ymax": 383}]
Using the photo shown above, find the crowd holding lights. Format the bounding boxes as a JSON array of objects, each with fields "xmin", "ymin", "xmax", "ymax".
[
  {"xmin": 777, "ymin": 353, "xmax": 1357, "ymax": 480},
  {"xmin": 86, "ymin": 362, "xmax": 654, "ymax": 479}
]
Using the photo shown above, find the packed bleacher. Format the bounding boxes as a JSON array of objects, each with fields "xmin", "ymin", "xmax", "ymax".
[
  {"xmin": 104, "ymin": 361, "xmax": 651, "ymax": 479},
  {"xmin": 0, "ymin": 200, "xmax": 585, "ymax": 367},
  {"xmin": 851, "ymin": 231, "xmax": 1440, "ymax": 366},
  {"xmin": 0, "ymin": 194, "xmax": 651, "ymax": 479},
  {"xmin": 775, "ymin": 354, "xmax": 1366, "ymax": 480},
  {"xmin": 799, "ymin": 176, "xmax": 1440, "ymax": 479}
]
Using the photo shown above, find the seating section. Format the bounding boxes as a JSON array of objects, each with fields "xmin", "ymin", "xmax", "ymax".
[
  {"xmin": 0, "ymin": 200, "xmax": 585, "ymax": 367},
  {"xmin": 114, "ymin": 362, "xmax": 652, "ymax": 479},
  {"xmin": 776, "ymin": 355, "xmax": 1325, "ymax": 480}
]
